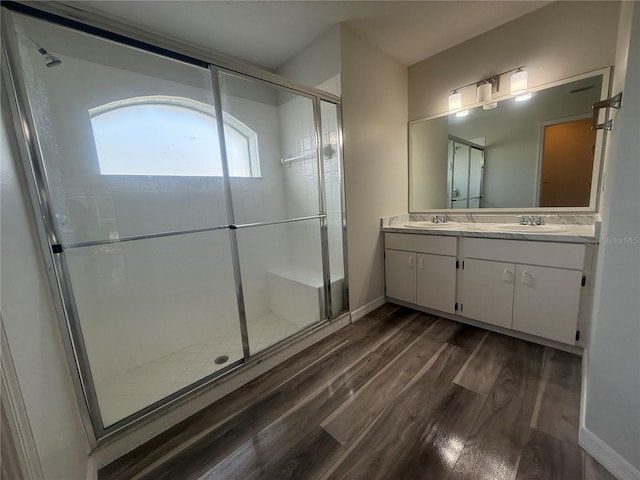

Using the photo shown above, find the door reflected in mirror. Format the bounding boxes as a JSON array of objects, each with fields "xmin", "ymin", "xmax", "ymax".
[{"xmin": 409, "ymin": 69, "xmax": 609, "ymax": 211}]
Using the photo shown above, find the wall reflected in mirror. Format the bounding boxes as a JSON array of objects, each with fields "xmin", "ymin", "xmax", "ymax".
[{"xmin": 410, "ymin": 71, "xmax": 608, "ymax": 211}]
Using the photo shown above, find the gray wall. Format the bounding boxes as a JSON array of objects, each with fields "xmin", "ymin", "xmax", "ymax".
[
  {"xmin": 408, "ymin": 1, "xmax": 620, "ymax": 121},
  {"xmin": 341, "ymin": 24, "xmax": 408, "ymax": 311},
  {"xmin": 584, "ymin": 2, "xmax": 640, "ymax": 476}
]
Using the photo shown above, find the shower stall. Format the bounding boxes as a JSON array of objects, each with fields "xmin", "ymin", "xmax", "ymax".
[
  {"xmin": 448, "ymin": 136, "xmax": 485, "ymax": 208},
  {"xmin": 2, "ymin": 5, "xmax": 347, "ymax": 440}
]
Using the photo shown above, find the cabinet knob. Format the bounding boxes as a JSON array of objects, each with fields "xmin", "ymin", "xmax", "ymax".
[
  {"xmin": 521, "ymin": 271, "xmax": 534, "ymax": 286},
  {"xmin": 419, "ymin": 258, "xmax": 425, "ymax": 269},
  {"xmin": 502, "ymin": 269, "xmax": 514, "ymax": 284},
  {"xmin": 408, "ymin": 256, "xmax": 415, "ymax": 268}
]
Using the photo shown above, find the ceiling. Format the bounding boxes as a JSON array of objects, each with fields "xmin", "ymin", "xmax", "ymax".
[{"xmin": 66, "ymin": 1, "xmax": 550, "ymax": 71}]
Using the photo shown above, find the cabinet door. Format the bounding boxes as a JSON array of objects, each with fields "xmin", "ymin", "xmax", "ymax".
[
  {"xmin": 513, "ymin": 265, "xmax": 581, "ymax": 344},
  {"xmin": 417, "ymin": 253, "xmax": 456, "ymax": 314},
  {"xmin": 462, "ymin": 258, "xmax": 514, "ymax": 329},
  {"xmin": 385, "ymin": 250, "xmax": 416, "ymax": 303}
]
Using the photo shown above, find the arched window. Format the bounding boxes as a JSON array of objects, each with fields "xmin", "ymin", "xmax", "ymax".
[{"xmin": 89, "ymin": 96, "xmax": 260, "ymax": 177}]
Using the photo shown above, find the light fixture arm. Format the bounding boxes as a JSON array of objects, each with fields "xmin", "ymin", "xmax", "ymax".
[{"xmin": 450, "ymin": 65, "xmax": 525, "ymax": 94}]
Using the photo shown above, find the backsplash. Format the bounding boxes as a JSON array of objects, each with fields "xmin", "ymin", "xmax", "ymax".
[{"xmin": 382, "ymin": 213, "xmax": 600, "ymax": 227}]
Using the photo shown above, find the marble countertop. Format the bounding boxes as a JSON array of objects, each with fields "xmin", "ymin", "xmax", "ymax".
[{"xmin": 381, "ymin": 214, "xmax": 600, "ymax": 244}]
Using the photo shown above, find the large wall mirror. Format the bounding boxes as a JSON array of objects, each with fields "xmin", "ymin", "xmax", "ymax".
[{"xmin": 409, "ymin": 68, "xmax": 611, "ymax": 212}]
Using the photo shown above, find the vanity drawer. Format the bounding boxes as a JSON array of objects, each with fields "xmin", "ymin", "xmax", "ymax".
[
  {"xmin": 385, "ymin": 233, "xmax": 456, "ymax": 256},
  {"xmin": 463, "ymin": 238, "xmax": 585, "ymax": 270}
]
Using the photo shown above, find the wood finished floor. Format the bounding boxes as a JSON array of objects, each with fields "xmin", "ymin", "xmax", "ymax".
[{"xmin": 99, "ymin": 304, "xmax": 616, "ymax": 480}]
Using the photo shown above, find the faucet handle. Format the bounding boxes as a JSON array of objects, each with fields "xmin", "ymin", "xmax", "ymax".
[
  {"xmin": 432, "ymin": 215, "xmax": 439, "ymax": 223},
  {"xmin": 535, "ymin": 216, "xmax": 545, "ymax": 225},
  {"xmin": 519, "ymin": 215, "xmax": 528, "ymax": 225}
]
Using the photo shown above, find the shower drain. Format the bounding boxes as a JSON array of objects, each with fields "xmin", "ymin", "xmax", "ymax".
[{"xmin": 214, "ymin": 355, "xmax": 229, "ymax": 365}]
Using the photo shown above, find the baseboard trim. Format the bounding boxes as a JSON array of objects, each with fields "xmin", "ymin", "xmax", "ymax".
[
  {"xmin": 350, "ymin": 296, "xmax": 386, "ymax": 322},
  {"xmin": 580, "ymin": 351, "xmax": 640, "ymax": 480},
  {"xmin": 579, "ymin": 426, "xmax": 640, "ymax": 480},
  {"xmin": 0, "ymin": 321, "xmax": 45, "ymax": 480}
]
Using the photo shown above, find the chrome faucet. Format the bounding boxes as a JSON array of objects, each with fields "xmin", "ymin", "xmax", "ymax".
[
  {"xmin": 519, "ymin": 215, "xmax": 545, "ymax": 226},
  {"xmin": 432, "ymin": 215, "xmax": 448, "ymax": 223}
]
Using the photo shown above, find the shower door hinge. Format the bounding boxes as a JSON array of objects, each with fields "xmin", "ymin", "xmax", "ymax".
[{"xmin": 51, "ymin": 244, "xmax": 63, "ymax": 254}]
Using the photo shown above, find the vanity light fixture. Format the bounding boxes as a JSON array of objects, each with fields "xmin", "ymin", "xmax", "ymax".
[
  {"xmin": 510, "ymin": 68, "xmax": 528, "ymax": 95},
  {"xmin": 476, "ymin": 81, "xmax": 493, "ymax": 103},
  {"xmin": 448, "ymin": 91, "xmax": 462, "ymax": 113},
  {"xmin": 447, "ymin": 65, "xmax": 528, "ymax": 113}
]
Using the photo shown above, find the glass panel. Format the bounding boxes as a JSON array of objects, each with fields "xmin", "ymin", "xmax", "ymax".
[
  {"xmin": 11, "ymin": 13, "xmax": 244, "ymax": 429},
  {"xmin": 320, "ymin": 101, "xmax": 346, "ymax": 317},
  {"xmin": 66, "ymin": 231, "xmax": 242, "ymax": 427},
  {"xmin": 469, "ymin": 147, "xmax": 484, "ymax": 209},
  {"xmin": 218, "ymin": 72, "xmax": 320, "ymax": 225},
  {"xmin": 451, "ymin": 142, "xmax": 470, "ymax": 208},
  {"xmin": 12, "ymin": 13, "xmax": 228, "ymax": 247},
  {"xmin": 236, "ymin": 219, "xmax": 327, "ymax": 353}
]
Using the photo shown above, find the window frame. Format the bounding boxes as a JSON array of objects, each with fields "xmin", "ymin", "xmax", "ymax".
[{"xmin": 88, "ymin": 95, "xmax": 261, "ymax": 178}]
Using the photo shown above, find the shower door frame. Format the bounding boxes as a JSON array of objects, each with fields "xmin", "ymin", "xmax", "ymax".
[
  {"xmin": 448, "ymin": 135, "xmax": 485, "ymax": 209},
  {"xmin": 1, "ymin": 1, "xmax": 349, "ymax": 444}
]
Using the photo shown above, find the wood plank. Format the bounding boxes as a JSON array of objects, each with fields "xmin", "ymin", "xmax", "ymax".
[
  {"xmin": 447, "ymin": 324, "xmax": 488, "ymax": 351},
  {"xmin": 372, "ymin": 313, "xmax": 438, "ymax": 360},
  {"xmin": 453, "ymin": 332, "xmax": 514, "ymax": 396},
  {"xmin": 387, "ymin": 384, "xmax": 487, "ymax": 479},
  {"xmin": 515, "ymin": 428, "xmax": 583, "ymax": 480},
  {"xmin": 321, "ymin": 319, "xmax": 453, "ymax": 446},
  {"xmin": 196, "ymin": 351, "xmax": 396, "ymax": 480},
  {"xmin": 530, "ymin": 348, "xmax": 581, "ymax": 445},
  {"xmin": 243, "ymin": 428, "xmax": 344, "ymax": 480},
  {"xmin": 139, "ymin": 310, "xmax": 426, "ymax": 480},
  {"xmin": 324, "ymin": 343, "xmax": 471, "ymax": 480},
  {"xmin": 449, "ymin": 340, "xmax": 544, "ymax": 480},
  {"xmin": 584, "ymin": 454, "xmax": 617, "ymax": 480}
]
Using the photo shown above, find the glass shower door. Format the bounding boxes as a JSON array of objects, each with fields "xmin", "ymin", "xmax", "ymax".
[
  {"xmin": 9, "ymin": 12, "xmax": 244, "ymax": 428},
  {"xmin": 218, "ymin": 72, "xmax": 328, "ymax": 353},
  {"xmin": 451, "ymin": 142, "xmax": 470, "ymax": 208}
]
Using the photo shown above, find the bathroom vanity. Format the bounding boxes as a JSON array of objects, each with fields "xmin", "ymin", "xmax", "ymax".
[{"xmin": 381, "ymin": 215, "xmax": 599, "ymax": 349}]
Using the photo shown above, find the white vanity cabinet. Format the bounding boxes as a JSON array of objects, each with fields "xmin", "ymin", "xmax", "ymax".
[
  {"xmin": 383, "ymin": 232, "xmax": 589, "ymax": 346},
  {"xmin": 461, "ymin": 258, "xmax": 514, "ymax": 329},
  {"xmin": 384, "ymin": 233, "xmax": 457, "ymax": 314},
  {"xmin": 461, "ymin": 238, "xmax": 586, "ymax": 345}
]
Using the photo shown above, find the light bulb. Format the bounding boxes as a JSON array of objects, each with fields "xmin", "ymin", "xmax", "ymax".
[
  {"xmin": 515, "ymin": 93, "xmax": 532, "ymax": 102},
  {"xmin": 455, "ymin": 110, "xmax": 469, "ymax": 118}
]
